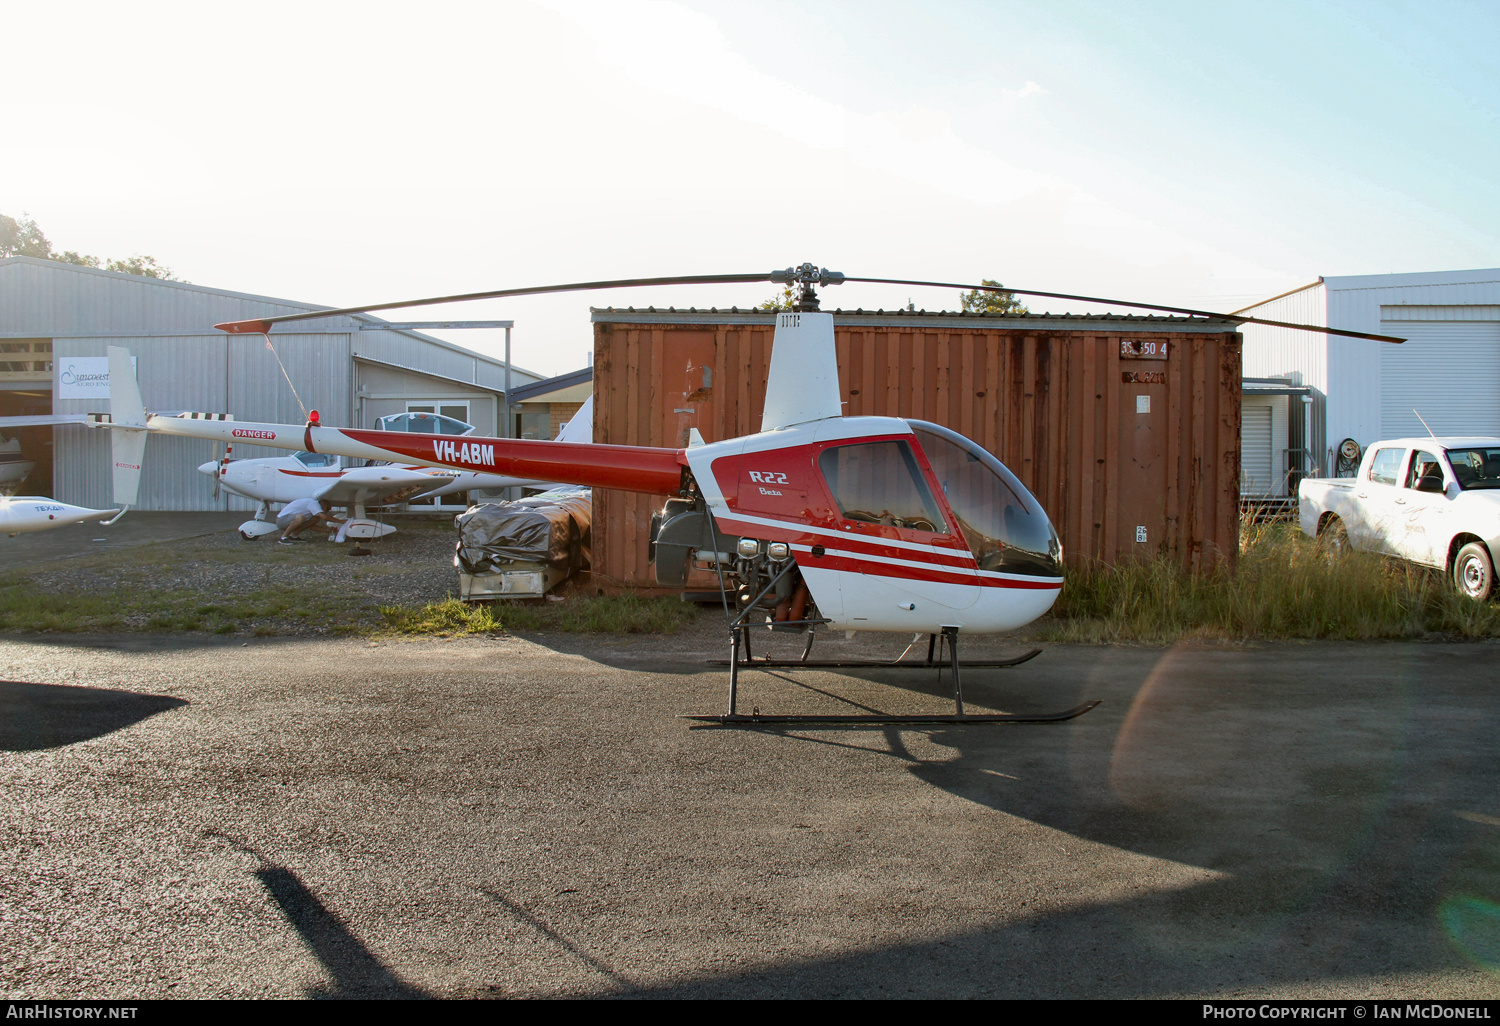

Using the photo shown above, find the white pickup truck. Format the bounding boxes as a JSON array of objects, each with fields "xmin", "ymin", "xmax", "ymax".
[{"xmin": 1299, "ymin": 437, "xmax": 1500, "ymax": 600}]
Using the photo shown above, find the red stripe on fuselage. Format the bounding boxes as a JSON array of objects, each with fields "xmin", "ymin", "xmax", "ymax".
[
  {"xmin": 333, "ymin": 430, "xmax": 686, "ymax": 495},
  {"xmin": 807, "ymin": 551, "xmax": 1060, "ymax": 590},
  {"xmin": 712, "ymin": 513, "xmax": 978, "ymax": 568}
]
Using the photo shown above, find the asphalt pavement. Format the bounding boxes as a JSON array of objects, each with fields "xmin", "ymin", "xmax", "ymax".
[{"xmin": 4, "ymin": 631, "xmax": 1500, "ymax": 999}]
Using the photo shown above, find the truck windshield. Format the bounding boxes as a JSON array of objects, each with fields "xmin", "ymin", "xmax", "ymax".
[{"xmin": 1445, "ymin": 448, "xmax": 1500, "ymax": 490}]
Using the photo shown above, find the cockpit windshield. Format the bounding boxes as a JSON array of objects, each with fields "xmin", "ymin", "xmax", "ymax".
[
  {"xmin": 294, "ymin": 451, "xmax": 339, "ymax": 468},
  {"xmin": 907, "ymin": 421, "xmax": 1062, "ymax": 578},
  {"xmin": 1446, "ymin": 447, "xmax": 1500, "ymax": 490}
]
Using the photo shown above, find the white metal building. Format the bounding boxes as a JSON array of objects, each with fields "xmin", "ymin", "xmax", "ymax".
[
  {"xmin": 1238, "ymin": 267, "xmax": 1500, "ymax": 480},
  {"xmin": 0, "ymin": 257, "xmax": 542, "ymax": 511}
]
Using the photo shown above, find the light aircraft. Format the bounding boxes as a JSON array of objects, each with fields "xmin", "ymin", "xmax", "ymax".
[
  {"xmin": 0, "ymin": 437, "xmax": 34, "ymax": 491},
  {"xmin": 107, "ymin": 264, "xmax": 1401, "ymax": 722},
  {"xmin": 201, "ymin": 399, "xmax": 594, "ymax": 541},
  {"xmin": 0, "ymin": 416, "xmax": 121, "ymax": 535},
  {"xmin": 0, "ymin": 495, "xmax": 122, "ymax": 536}
]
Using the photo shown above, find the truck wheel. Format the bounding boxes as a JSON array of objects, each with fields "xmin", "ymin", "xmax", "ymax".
[
  {"xmin": 1454, "ymin": 542, "xmax": 1495, "ymax": 601},
  {"xmin": 1318, "ymin": 517, "xmax": 1348, "ymax": 556}
]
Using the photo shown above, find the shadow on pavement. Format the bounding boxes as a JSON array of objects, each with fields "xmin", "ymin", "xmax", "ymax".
[
  {"xmin": 0, "ymin": 679, "xmax": 187, "ymax": 751},
  {"xmin": 256, "ymin": 866, "xmax": 431, "ymax": 1000},
  {"xmin": 617, "ymin": 645, "xmax": 1500, "ymax": 997}
]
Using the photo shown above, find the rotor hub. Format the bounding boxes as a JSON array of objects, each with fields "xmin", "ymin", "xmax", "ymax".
[{"xmin": 770, "ymin": 262, "xmax": 845, "ymax": 313}]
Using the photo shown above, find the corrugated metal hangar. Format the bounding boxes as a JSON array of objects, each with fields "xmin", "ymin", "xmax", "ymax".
[
  {"xmin": 590, "ymin": 306, "xmax": 1244, "ymax": 591},
  {"xmin": 1239, "ymin": 267, "xmax": 1500, "ymax": 489},
  {"xmin": 0, "ymin": 256, "xmax": 543, "ymax": 511}
]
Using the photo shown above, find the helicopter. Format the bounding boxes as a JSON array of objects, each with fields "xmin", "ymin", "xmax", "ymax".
[{"xmin": 112, "ymin": 263, "xmax": 1403, "ymax": 724}]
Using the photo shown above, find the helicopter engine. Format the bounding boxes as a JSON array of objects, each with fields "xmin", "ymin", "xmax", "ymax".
[{"xmin": 649, "ymin": 496, "xmax": 818, "ymax": 627}]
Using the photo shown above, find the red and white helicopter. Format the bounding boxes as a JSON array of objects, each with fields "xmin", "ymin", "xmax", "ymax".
[
  {"xmin": 106, "ymin": 263, "xmax": 1400, "ymax": 723},
  {"xmin": 202, "ymin": 398, "xmax": 593, "ymax": 541}
]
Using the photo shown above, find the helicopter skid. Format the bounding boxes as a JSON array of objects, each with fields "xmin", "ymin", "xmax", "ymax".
[
  {"xmin": 684, "ymin": 702, "xmax": 1100, "ymax": 726},
  {"xmin": 705, "ymin": 648, "xmax": 1042, "ymax": 670},
  {"xmin": 698, "ymin": 624, "xmax": 1099, "ymax": 726}
]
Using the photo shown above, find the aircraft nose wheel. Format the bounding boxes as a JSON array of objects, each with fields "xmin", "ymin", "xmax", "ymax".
[{"xmin": 688, "ymin": 623, "xmax": 1100, "ymax": 725}]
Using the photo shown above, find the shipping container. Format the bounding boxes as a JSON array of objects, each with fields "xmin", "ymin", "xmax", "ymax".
[{"xmin": 591, "ymin": 309, "xmax": 1242, "ymax": 593}]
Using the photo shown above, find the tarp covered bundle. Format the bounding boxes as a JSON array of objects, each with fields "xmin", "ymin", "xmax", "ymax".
[{"xmin": 454, "ymin": 486, "xmax": 592, "ymax": 576}]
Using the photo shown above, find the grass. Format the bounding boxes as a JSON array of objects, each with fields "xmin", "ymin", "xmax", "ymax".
[
  {"xmin": 379, "ymin": 594, "xmax": 702, "ymax": 637},
  {"xmin": 1039, "ymin": 517, "xmax": 1500, "ymax": 644},
  {"xmin": 8, "ymin": 514, "xmax": 1500, "ymax": 642},
  {"xmin": 0, "ymin": 575, "xmax": 379, "ymax": 635}
]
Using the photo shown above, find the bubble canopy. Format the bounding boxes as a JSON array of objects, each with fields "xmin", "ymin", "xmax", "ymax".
[{"xmin": 907, "ymin": 420, "xmax": 1063, "ymax": 579}]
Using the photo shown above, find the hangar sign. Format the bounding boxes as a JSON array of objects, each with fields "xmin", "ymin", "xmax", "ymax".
[{"xmin": 57, "ymin": 356, "xmax": 136, "ymax": 400}]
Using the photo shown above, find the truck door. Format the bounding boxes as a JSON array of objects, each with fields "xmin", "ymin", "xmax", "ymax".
[
  {"xmin": 1352, "ymin": 446, "xmax": 1407, "ymax": 553},
  {"xmin": 1393, "ymin": 448, "xmax": 1451, "ymax": 567}
]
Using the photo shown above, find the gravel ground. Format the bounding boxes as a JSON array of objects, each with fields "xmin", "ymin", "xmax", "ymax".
[{"xmin": 4, "ymin": 519, "xmax": 477, "ymax": 637}]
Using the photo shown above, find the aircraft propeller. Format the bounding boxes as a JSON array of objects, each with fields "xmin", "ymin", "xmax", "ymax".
[{"xmin": 213, "ymin": 263, "xmax": 1404, "ymax": 344}]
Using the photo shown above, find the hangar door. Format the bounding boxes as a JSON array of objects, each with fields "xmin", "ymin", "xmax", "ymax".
[
  {"xmin": 1240, "ymin": 404, "xmax": 1274, "ymax": 496},
  {"xmin": 1381, "ymin": 319, "xmax": 1500, "ymax": 438}
]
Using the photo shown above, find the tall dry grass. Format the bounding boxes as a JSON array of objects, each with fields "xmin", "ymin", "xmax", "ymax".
[{"xmin": 1040, "ymin": 518, "xmax": 1500, "ymax": 643}]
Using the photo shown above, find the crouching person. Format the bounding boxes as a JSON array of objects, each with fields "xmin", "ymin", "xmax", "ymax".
[{"xmin": 277, "ymin": 498, "xmax": 344, "ymax": 544}]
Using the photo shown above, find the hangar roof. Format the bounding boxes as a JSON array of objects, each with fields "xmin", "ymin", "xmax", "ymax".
[{"xmin": 0, "ymin": 256, "xmax": 542, "ymax": 386}]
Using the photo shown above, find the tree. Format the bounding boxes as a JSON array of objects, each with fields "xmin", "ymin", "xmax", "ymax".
[
  {"xmin": 0, "ymin": 214, "xmax": 53, "ymax": 258},
  {"xmin": 104, "ymin": 255, "xmax": 178, "ymax": 280},
  {"xmin": 757, "ymin": 283, "xmax": 797, "ymax": 311},
  {"xmin": 0, "ymin": 212, "xmax": 183, "ymax": 280},
  {"xmin": 959, "ymin": 279, "xmax": 1028, "ymax": 315},
  {"xmin": 52, "ymin": 251, "xmax": 100, "ymax": 268}
]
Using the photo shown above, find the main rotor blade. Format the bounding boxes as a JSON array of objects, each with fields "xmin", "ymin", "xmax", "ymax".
[
  {"xmin": 214, "ymin": 272, "xmax": 781, "ymax": 334},
  {"xmin": 843, "ymin": 276, "xmax": 1406, "ymax": 344}
]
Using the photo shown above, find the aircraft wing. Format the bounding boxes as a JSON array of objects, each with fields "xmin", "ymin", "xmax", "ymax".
[{"xmin": 314, "ymin": 466, "xmax": 458, "ymax": 508}]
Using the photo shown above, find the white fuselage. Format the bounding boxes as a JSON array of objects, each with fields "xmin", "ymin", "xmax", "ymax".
[
  {"xmin": 201, "ymin": 455, "xmax": 549, "ymax": 507},
  {"xmin": 0, "ymin": 496, "xmax": 120, "ymax": 535},
  {"xmin": 684, "ymin": 416, "xmax": 1063, "ymax": 634}
]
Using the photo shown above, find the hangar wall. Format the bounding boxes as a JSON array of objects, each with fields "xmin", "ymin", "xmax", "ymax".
[
  {"xmin": 590, "ymin": 310, "xmax": 1242, "ymax": 593},
  {"xmin": 1, "ymin": 257, "xmax": 534, "ymax": 511}
]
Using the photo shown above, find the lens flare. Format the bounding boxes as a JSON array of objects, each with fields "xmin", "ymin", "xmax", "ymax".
[{"xmin": 1441, "ymin": 895, "xmax": 1500, "ymax": 972}]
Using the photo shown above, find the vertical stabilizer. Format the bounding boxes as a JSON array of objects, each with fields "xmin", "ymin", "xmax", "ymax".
[
  {"xmin": 107, "ymin": 347, "xmax": 147, "ymax": 507},
  {"xmin": 760, "ymin": 312, "xmax": 842, "ymax": 432},
  {"xmin": 107, "ymin": 347, "xmax": 146, "ymax": 427},
  {"xmin": 556, "ymin": 395, "xmax": 594, "ymax": 443}
]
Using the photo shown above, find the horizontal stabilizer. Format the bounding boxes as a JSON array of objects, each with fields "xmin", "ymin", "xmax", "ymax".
[{"xmin": 0, "ymin": 415, "xmax": 89, "ymax": 429}]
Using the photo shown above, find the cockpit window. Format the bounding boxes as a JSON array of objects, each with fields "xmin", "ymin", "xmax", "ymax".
[
  {"xmin": 1446, "ymin": 448, "xmax": 1500, "ymax": 490},
  {"xmin": 818, "ymin": 440, "xmax": 947, "ymax": 534},
  {"xmin": 375, "ymin": 412, "xmax": 475, "ymax": 435},
  {"xmin": 294, "ymin": 451, "xmax": 339, "ymax": 468},
  {"xmin": 908, "ymin": 421, "xmax": 1062, "ymax": 578}
]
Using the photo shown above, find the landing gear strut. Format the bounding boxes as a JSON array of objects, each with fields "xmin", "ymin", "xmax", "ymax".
[{"xmin": 687, "ymin": 623, "xmax": 1100, "ymax": 726}]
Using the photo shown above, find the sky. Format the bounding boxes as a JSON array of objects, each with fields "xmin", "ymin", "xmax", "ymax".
[{"xmin": 4, "ymin": 0, "xmax": 1497, "ymax": 378}]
